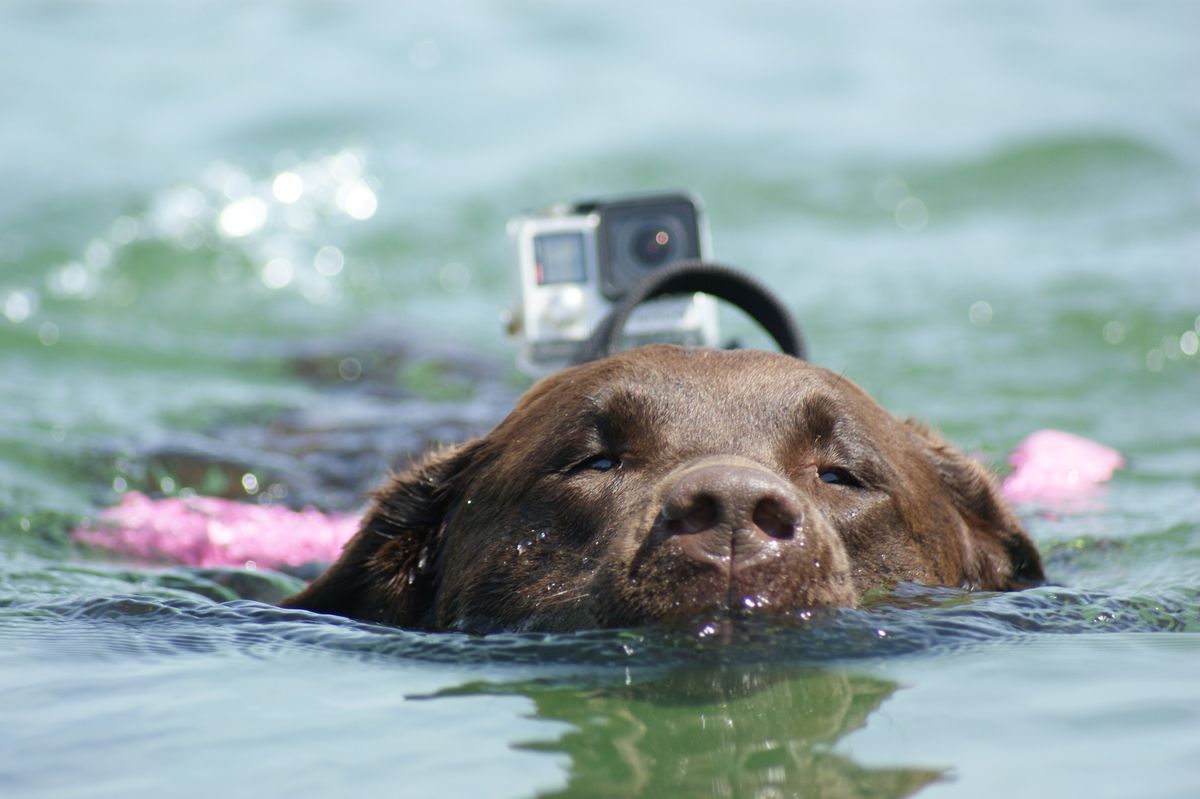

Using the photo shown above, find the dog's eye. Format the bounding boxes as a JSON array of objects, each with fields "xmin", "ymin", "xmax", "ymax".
[
  {"xmin": 818, "ymin": 468, "xmax": 863, "ymax": 488},
  {"xmin": 581, "ymin": 455, "xmax": 619, "ymax": 472}
]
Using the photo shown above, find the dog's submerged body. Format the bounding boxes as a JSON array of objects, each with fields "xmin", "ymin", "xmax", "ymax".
[{"xmin": 283, "ymin": 345, "xmax": 1043, "ymax": 632}]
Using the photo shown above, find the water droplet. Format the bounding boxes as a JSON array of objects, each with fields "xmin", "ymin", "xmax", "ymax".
[
  {"xmin": 1102, "ymin": 320, "xmax": 1126, "ymax": 345},
  {"xmin": 241, "ymin": 473, "xmax": 259, "ymax": 494},
  {"xmin": 1181, "ymin": 330, "xmax": 1199, "ymax": 357},
  {"xmin": 894, "ymin": 196, "xmax": 929, "ymax": 232},
  {"xmin": 2, "ymin": 289, "xmax": 36, "ymax": 323},
  {"xmin": 1145, "ymin": 349, "xmax": 1166, "ymax": 372},
  {"xmin": 207, "ymin": 163, "xmax": 251, "ymax": 199},
  {"xmin": 314, "ymin": 245, "xmax": 345, "ymax": 277},
  {"xmin": 968, "ymin": 300, "xmax": 993, "ymax": 326},
  {"xmin": 51, "ymin": 262, "xmax": 90, "ymax": 297},
  {"xmin": 38, "ymin": 322, "xmax": 59, "ymax": 346},
  {"xmin": 157, "ymin": 185, "xmax": 206, "ymax": 227},
  {"xmin": 337, "ymin": 357, "xmax": 362, "ymax": 381},
  {"xmin": 110, "ymin": 215, "xmax": 140, "ymax": 244},
  {"xmin": 84, "ymin": 239, "xmax": 112, "ymax": 270},
  {"xmin": 409, "ymin": 39, "xmax": 441, "ymax": 70},
  {"xmin": 261, "ymin": 258, "xmax": 294, "ymax": 289},
  {"xmin": 328, "ymin": 150, "xmax": 364, "ymax": 182},
  {"xmin": 872, "ymin": 175, "xmax": 909, "ymax": 210}
]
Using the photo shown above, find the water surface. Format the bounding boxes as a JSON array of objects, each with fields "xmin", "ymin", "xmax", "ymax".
[{"xmin": 2, "ymin": 2, "xmax": 1198, "ymax": 797}]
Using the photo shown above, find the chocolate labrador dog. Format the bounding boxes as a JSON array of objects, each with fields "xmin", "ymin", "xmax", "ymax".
[{"xmin": 283, "ymin": 345, "xmax": 1043, "ymax": 632}]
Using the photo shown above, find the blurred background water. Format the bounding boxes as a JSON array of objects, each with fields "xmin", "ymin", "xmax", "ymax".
[{"xmin": 1, "ymin": 1, "xmax": 1198, "ymax": 797}]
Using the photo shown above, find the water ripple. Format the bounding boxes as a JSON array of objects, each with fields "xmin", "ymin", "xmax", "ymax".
[{"xmin": 2, "ymin": 579, "xmax": 1197, "ymax": 674}]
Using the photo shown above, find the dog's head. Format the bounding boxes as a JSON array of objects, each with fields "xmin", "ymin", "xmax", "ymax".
[{"xmin": 284, "ymin": 345, "xmax": 1043, "ymax": 631}]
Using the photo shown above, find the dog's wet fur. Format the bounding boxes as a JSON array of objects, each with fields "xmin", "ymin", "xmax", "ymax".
[{"xmin": 283, "ymin": 345, "xmax": 1043, "ymax": 632}]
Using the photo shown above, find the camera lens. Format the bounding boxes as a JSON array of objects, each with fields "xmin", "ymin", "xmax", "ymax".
[
  {"xmin": 631, "ymin": 225, "xmax": 675, "ymax": 267},
  {"xmin": 596, "ymin": 196, "xmax": 701, "ymax": 300},
  {"xmin": 620, "ymin": 214, "xmax": 687, "ymax": 271}
]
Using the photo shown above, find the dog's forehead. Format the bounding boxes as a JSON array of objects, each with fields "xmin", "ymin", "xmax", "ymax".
[
  {"xmin": 516, "ymin": 345, "xmax": 889, "ymax": 433},
  {"xmin": 569, "ymin": 346, "xmax": 851, "ymax": 397}
]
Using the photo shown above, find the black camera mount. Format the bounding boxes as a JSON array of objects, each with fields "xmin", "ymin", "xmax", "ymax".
[{"xmin": 574, "ymin": 260, "xmax": 808, "ymax": 365}]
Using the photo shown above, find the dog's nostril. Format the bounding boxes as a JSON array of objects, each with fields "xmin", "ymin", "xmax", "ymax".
[
  {"xmin": 663, "ymin": 494, "xmax": 718, "ymax": 536},
  {"xmin": 752, "ymin": 497, "xmax": 800, "ymax": 540}
]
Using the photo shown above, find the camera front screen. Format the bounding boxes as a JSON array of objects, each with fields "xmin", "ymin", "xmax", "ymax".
[
  {"xmin": 534, "ymin": 232, "xmax": 587, "ymax": 285},
  {"xmin": 597, "ymin": 196, "xmax": 700, "ymax": 300}
]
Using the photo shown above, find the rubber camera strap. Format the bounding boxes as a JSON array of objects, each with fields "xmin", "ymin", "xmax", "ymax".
[{"xmin": 574, "ymin": 260, "xmax": 808, "ymax": 365}]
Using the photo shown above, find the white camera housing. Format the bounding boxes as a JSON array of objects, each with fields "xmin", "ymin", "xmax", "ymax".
[{"xmin": 506, "ymin": 193, "xmax": 719, "ymax": 376}]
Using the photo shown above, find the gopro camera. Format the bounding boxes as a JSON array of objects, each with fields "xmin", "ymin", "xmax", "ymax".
[{"xmin": 506, "ymin": 192, "xmax": 719, "ymax": 374}]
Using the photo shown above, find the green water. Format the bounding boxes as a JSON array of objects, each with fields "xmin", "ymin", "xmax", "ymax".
[{"xmin": 2, "ymin": 2, "xmax": 1199, "ymax": 797}]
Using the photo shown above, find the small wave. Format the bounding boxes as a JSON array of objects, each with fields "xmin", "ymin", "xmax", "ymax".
[
  {"xmin": 966, "ymin": 132, "xmax": 1172, "ymax": 177},
  {"xmin": 899, "ymin": 131, "xmax": 1179, "ymax": 216},
  {"xmin": 3, "ymin": 579, "xmax": 1198, "ymax": 676}
]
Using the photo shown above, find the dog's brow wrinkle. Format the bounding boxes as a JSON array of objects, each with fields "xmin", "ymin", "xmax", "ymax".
[{"xmin": 800, "ymin": 393, "xmax": 840, "ymax": 440}]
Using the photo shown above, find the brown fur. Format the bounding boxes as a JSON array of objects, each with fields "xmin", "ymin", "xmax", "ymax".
[{"xmin": 283, "ymin": 345, "xmax": 1043, "ymax": 631}]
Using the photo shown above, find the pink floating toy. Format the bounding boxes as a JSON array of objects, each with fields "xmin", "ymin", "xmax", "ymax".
[
  {"xmin": 1001, "ymin": 429, "xmax": 1124, "ymax": 504},
  {"xmin": 73, "ymin": 491, "xmax": 358, "ymax": 570},
  {"xmin": 74, "ymin": 430, "xmax": 1124, "ymax": 568}
]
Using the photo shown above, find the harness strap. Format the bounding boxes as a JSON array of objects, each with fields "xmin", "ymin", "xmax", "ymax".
[{"xmin": 573, "ymin": 260, "xmax": 808, "ymax": 364}]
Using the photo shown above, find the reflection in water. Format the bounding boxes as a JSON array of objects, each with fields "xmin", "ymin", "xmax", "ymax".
[{"xmin": 434, "ymin": 666, "xmax": 942, "ymax": 799}]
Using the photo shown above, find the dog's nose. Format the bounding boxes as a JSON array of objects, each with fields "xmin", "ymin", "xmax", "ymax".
[{"xmin": 660, "ymin": 462, "xmax": 803, "ymax": 571}]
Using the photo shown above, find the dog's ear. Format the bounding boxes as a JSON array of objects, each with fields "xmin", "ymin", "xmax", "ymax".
[
  {"xmin": 281, "ymin": 439, "xmax": 485, "ymax": 627},
  {"xmin": 908, "ymin": 422, "xmax": 1045, "ymax": 590}
]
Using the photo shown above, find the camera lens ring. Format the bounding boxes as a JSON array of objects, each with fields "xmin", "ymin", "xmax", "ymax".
[
  {"xmin": 596, "ymin": 196, "xmax": 702, "ymax": 301},
  {"xmin": 615, "ymin": 214, "xmax": 689, "ymax": 272},
  {"xmin": 630, "ymin": 224, "xmax": 675, "ymax": 267}
]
